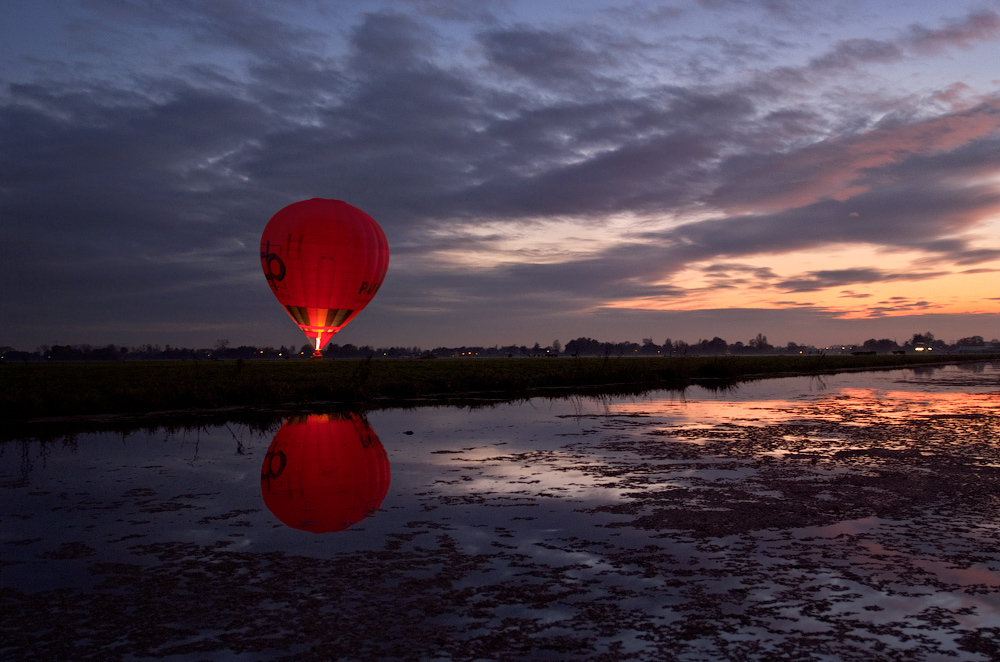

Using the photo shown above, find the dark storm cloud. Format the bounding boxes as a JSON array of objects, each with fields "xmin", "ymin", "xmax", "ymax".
[
  {"xmin": 454, "ymin": 88, "xmax": 756, "ymax": 219},
  {"xmin": 1, "ymin": 79, "xmax": 271, "ymax": 240},
  {"xmin": 740, "ymin": 8, "xmax": 1000, "ymax": 94},
  {"xmin": 708, "ymin": 101, "xmax": 1000, "ymax": 214},
  {"xmin": 391, "ymin": 242, "xmax": 688, "ymax": 314},
  {"xmin": 698, "ymin": 263, "xmax": 781, "ymax": 290},
  {"xmin": 951, "ymin": 249, "xmax": 1000, "ymax": 266},
  {"xmin": 838, "ymin": 291, "xmax": 873, "ymax": 299},
  {"xmin": 430, "ymin": 153, "xmax": 1000, "ymax": 309},
  {"xmin": 803, "ymin": 10, "xmax": 1000, "ymax": 73},
  {"xmin": 395, "ymin": 0, "xmax": 509, "ymax": 23},
  {"xmin": 608, "ymin": 3, "xmax": 685, "ymax": 24},
  {"xmin": 808, "ymin": 39, "xmax": 902, "ymax": 70},
  {"xmin": 696, "ymin": 0, "xmax": 801, "ymax": 18},
  {"xmin": 478, "ymin": 26, "xmax": 611, "ymax": 90},
  {"xmin": 226, "ymin": 11, "xmax": 758, "ymax": 228},
  {"xmin": 80, "ymin": 0, "xmax": 323, "ymax": 56},
  {"xmin": 547, "ymin": 124, "xmax": 1000, "ymax": 304},
  {"xmin": 668, "ymin": 177, "xmax": 1000, "ymax": 262},
  {"xmin": 0, "ymin": 76, "xmax": 275, "ymax": 340},
  {"xmin": 903, "ymin": 9, "xmax": 1000, "ymax": 54},
  {"xmin": 865, "ymin": 299, "xmax": 939, "ymax": 316},
  {"xmin": 349, "ymin": 11, "xmax": 440, "ymax": 71},
  {"xmin": 776, "ymin": 268, "xmax": 948, "ymax": 293}
]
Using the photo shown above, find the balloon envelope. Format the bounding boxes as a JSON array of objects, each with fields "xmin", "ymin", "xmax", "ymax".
[
  {"xmin": 260, "ymin": 414, "xmax": 391, "ymax": 533},
  {"xmin": 260, "ymin": 199, "xmax": 389, "ymax": 353}
]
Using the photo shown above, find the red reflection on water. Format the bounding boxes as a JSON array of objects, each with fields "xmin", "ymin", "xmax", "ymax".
[
  {"xmin": 608, "ymin": 388, "xmax": 999, "ymax": 427},
  {"xmin": 261, "ymin": 414, "xmax": 390, "ymax": 533}
]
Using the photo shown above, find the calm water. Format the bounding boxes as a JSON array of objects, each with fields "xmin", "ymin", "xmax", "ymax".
[{"xmin": 3, "ymin": 363, "xmax": 1000, "ymax": 660}]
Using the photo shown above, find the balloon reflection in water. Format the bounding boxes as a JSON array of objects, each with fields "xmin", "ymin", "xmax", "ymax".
[{"xmin": 260, "ymin": 414, "xmax": 390, "ymax": 533}]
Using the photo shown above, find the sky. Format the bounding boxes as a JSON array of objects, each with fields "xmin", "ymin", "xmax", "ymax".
[{"xmin": 3, "ymin": 0, "xmax": 1000, "ymax": 351}]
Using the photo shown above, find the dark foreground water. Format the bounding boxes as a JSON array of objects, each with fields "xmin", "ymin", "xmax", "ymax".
[{"xmin": 3, "ymin": 363, "xmax": 1000, "ymax": 661}]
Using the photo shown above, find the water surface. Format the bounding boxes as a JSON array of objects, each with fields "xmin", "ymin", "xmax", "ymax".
[{"xmin": 3, "ymin": 362, "xmax": 1000, "ymax": 660}]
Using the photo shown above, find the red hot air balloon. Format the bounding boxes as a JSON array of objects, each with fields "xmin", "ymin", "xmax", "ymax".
[
  {"xmin": 260, "ymin": 199, "xmax": 389, "ymax": 359},
  {"xmin": 260, "ymin": 414, "xmax": 391, "ymax": 534}
]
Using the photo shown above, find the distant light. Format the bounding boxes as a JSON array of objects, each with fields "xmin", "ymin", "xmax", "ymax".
[{"xmin": 915, "ymin": 347, "xmax": 924, "ymax": 351}]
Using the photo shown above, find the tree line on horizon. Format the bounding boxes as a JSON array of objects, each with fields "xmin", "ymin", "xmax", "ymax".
[{"xmin": 1, "ymin": 332, "xmax": 995, "ymax": 363}]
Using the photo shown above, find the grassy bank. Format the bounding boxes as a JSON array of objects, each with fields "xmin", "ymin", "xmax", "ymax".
[{"xmin": 2, "ymin": 353, "xmax": 995, "ymax": 424}]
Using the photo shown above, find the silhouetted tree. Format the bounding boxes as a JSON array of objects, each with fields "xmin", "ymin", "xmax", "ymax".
[
  {"xmin": 748, "ymin": 333, "xmax": 772, "ymax": 351},
  {"xmin": 564, "ymin": 337, "xmax": 601, "ymax": 356},
  {"xmin": 907, "ymin": 332, "xmax": 946, "ymax": 351},
  {"xmin": 862, "ymin": 338, "xmax": 899, "ymax": 353},
  {"xmin": 639, "ymin": 338, "xmax": 660, "ymax": 355},
  {"xmin": 694, "ymin": 337, "xmax": 728, "ymax": 354}
]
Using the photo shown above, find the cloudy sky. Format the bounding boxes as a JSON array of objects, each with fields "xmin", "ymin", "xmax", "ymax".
[{"xmin": 3, "ymin": 0, "xmax": 1000, "ymax": 351}]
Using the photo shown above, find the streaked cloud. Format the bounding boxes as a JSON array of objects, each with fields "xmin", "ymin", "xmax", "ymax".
[{"xmin": 2, "ymin": 0, "xmax": 999, "ymax": 348}]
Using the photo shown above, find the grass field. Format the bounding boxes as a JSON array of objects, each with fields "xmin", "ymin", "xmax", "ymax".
[{"xmin": 3, "ymin": 353, "xmax": 995, "ymax": 427}]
